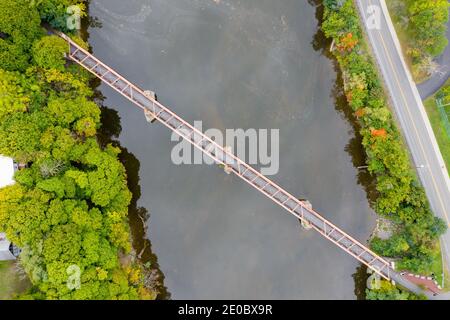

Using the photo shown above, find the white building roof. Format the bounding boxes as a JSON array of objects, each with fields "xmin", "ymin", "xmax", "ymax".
[
  {"xmin": 0, "ymin": 232, "xmax": 16, "ymax": 261},
  {"xmin": 0, "ymin": 157, "xmax": 16, "ymax": 260},
  {"xmin": 0, "ymin": 155, "xmax": 15, "ymax": 189},
  {"xmin": 0, "ymin": 233, "xmax": 11, "ymax": 251}
]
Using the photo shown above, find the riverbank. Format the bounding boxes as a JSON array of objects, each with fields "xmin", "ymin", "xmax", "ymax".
[{"xmin": 321, "ymin": 0, "xmax": 446, "ymax": 298}]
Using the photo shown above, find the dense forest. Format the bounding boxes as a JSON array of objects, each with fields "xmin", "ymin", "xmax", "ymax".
[
  {"xmin": 388, "ymin": 0, "xmax": 449, "ymax": 80},
  {"xmin": 322, "ymin": 0, "xmax": 446, "ymax": 299},
  {"xmin": 0, "ymin": 0, "xmax": 155, "ymax": 299}
]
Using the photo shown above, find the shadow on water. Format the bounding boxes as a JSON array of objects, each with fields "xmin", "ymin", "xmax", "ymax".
[
  {"xmin": 81, "ymin": 9, "xmax": 170, "ymax": 299},
  {"xmin": 353, "ymin": 265, "xmax": 369, "ymax": 300},
  {"xmin": 96, "ymin": 98, "xmax": 170, "ymax": 300},
  {"xmin": 309, "ymin": 0, "xmax": 373, "ymax": 299},
  {"xmin": 82, "ymin": 0, "xmax": 371, "ymax": 299}
]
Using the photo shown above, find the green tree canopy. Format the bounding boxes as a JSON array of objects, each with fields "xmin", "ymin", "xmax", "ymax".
[
  {"xmin": 0, "ymin": 0, "xmax": 43, "ymax": 71},
  {"xmin": 32, "ymin": 36, "xmax": 69, "ymax": 71}
]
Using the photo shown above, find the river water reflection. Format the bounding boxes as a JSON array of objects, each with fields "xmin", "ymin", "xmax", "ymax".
[{"xmin": 88, "ymin": 0, "xmax": 375, "ymax": 299}]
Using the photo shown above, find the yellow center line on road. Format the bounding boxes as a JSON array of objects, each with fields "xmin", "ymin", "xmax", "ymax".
[{"xmin": 365, "ymin": 0, "xmax": 450, "ymax": 226}]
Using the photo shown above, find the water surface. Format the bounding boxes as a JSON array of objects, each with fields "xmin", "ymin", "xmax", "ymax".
[{"xmin": 89, "ymin": 0, "xmax": 375, "ymax": 299}]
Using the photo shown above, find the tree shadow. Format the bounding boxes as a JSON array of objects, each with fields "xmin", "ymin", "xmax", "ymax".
[
  {"xmin": 309, "ymin": 0, "xmax": 331, "ymax": 57},
  {"xmin": 118, "ymin": 143, "xmax": 171, "ymax": 299},
  {"xmin": 96, "ymin": 104, "xmax": 170, "ymax": 299},
  {"xmin": 81, "ymin": 12, "xmax": 170, "ymax": 299},
  {"xmin": 309, "ymin": 0, "xmax": 378, "ymax": 209},
  {"xmin": 352, "ymin": 264, "xmax": 369, "ymax": 300}
]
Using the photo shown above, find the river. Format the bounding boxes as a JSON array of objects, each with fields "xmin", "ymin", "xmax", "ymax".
[{"xmin": 87, "ymin": 0, "xmax": 376, "ymax": 299}]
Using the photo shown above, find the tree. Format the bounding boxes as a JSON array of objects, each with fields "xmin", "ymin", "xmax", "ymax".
[
  {"xmin": 46, "ymin": 96, "xmax": 100, "ymax": 130},
  {"xmin": 437, "ymin": 84, "xmax": 450, "ymax": 104},
  {"xmin": 38, "ymin": 158, "xmax": 66, "ymax": 178},
  {"xmin": 407, "ymin": 0, "xmax": 449, "ymax": 57},
  {"xmin": 32, "ymin": 36, "xmax": 69, "ymax": 71},
  {"xmin": 35, "ymin": 0, "xmax": 87, "ymax": 31},
  {"xmin": 371, "ymin": 235, "xmax": 409, "ymax": 257},
  {"xmin": 0, "ymin": 0, "xmax": 42, "ymax": 71},
  {"xmin": 323, "ymin": 0, "xmax": 344, "ymax": 10},
  {"xmin": 366, "ymin": 280, "xmax": 421, "ymax": 300},
  {"xmin": 0, "ymin": 0, "xmax": 153, "ymax": 301},
  {"xmin": 344, "ymin": 72, "xmax": 368, "ymax": 109},
  {"xmin": 322, "ymin": 1, "xmax": 361, "ymax": 39},
  {"xmin": 0, "ymin": 112, "xmax": 45, "ymax": 162},
  {"xmin": 323, "ymin": 0, "xmax": 447, "ymax": 286},
  {"xmin": 337, "ymin": 33, "xmax": 358, "ymax": 52},
  {"xmin": 417, "ymin": 55, "xmax": 446, "ymax": 78},
  {"xmin": 0, "ymin": 69, "xmax": 30, "ymax": 120},
  {"xmin": 28, "ymin": 66, "xmax": 93, "ymax": 99}
]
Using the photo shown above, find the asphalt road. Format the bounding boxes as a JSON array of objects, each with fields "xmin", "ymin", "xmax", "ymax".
[{"xmin": 355, "ymin": 0, "xmax": 450, "ymax": 287}]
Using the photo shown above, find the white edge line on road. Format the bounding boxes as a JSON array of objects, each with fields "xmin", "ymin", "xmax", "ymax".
[
  {"xmin": 357, "ymin": 0, "xmax": 450, "ymax": 220},
  {"xmin": 356, "ymin": 0, "xmax": 450, "ymax": 280},
  {"xmin": 378, "ymin": 0, "xmax": 450, "ymax": 191},
  {"xmin": 377, "ymin": 0, "xmax": 450, "ymax": 281}
]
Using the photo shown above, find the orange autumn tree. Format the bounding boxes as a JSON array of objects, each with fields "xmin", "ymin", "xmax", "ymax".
[
  {"xmin": 337, "ymin": 33, "xmax": 358, "ymax": 52},
  {"xmin": 354, "ymin": 108, "xmax": 365, "ymax": 118},
  {"xmin": 370, "ymin": 128, "xmax": 387, "ymax": 138}
]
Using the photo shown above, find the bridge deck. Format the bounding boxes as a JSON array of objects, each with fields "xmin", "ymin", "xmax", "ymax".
[{"xmin": 58, "ymin": 32, "xmax": 394, "ymax": 282}]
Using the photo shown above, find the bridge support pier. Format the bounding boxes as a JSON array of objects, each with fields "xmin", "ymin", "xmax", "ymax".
[
  {"xmin": 300, "ymin": 200, "xmax": 313, "ymax": 230},
  {"xmin": 144, "ymin": 109, "xmax": 156, "ymax": 123},
  {"xmin": 143, "ymin": 90, "xmax": 157, "ymax": 123},
  {"xmin": 144, "ymin": 90, "xmax": 156, "ymax": 100}
]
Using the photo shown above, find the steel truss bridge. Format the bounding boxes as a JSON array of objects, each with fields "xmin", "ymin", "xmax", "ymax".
[{"xmin": 55, "ymin": 31, "xmax": 429, "ymax": 293}]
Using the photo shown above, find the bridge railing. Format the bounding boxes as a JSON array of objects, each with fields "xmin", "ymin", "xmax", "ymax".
[{"xmin": 58, "ymin": 31, "xmax": 394, "ymax": 282}]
